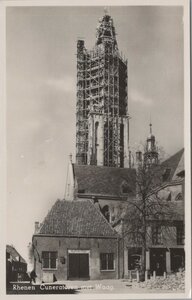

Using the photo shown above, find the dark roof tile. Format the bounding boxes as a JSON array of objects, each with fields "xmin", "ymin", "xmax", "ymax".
[
  {"xmin": 161, "ymin": 148, "xmax": 184, "ymax": 181},
  {"xmin": 38, "ymin": 199, "xmax": 118, "ymax": 237},
  {"xmin": 73, "ymin": 164, "xmax": 136, "ymax": 197}
]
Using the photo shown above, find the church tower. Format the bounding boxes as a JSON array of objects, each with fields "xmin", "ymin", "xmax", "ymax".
[
  {"xmin": 76, "ymin": 12, "xmax": 129, "ymax": 168},
  {"xmin": 144, "ymin": 123, "xmax": 159, "ymax": 166}
]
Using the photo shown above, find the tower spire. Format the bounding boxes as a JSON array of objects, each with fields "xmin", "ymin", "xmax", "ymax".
[
  {"xmin": 96, "ymin": 13, "xmax": 118, "ymax": 47},
  {"xmin": 149, "ymin": 122, "xmax": 152, "ymax": 135},
  {"xmin": 149, "ymin": 113, "xmax": 152, "ymax": 134},
  {"xmin": 144, "ymin": 122, "xmax": 158, "ymax": 166},
  {"xmin": 104, "ymin": 6, "xmax": 109, "ymax": 15}
]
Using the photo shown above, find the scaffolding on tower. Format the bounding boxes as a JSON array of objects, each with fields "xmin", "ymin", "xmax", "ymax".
[{"xmin": 76, "ymin": 14, "xmax": 129, "ymax": 168}]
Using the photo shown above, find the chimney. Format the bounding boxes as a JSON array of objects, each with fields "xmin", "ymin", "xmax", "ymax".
[{"xmin": 34, "ymin": 221, "xmax": 40, "ymax": 234}]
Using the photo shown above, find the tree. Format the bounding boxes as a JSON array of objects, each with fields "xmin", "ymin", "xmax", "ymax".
[{"xmin": 116, "ymin": 154, "xmax": 183, "ymax": 281}]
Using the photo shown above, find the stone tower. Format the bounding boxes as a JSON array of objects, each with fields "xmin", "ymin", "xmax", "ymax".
[{"xmin": 76, "ymin": 13, "xmax": 129, "ymax": 168}]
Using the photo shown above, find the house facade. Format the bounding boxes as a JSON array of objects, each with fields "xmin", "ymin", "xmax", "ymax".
[
  {"xmin": 32, "ymin": 199, "xmax": 120, "ymax": 282},
  {"xmin": 6, "ymin": 245, "xmax": 28, "ymax": 283},
  {"xmin": 118, "ymin": 149, "xmax": 185, "ymax": 277}
]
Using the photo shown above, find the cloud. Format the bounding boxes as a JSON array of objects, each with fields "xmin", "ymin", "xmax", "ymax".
[
  {"xmin": 44, "ymin": 76, "xmax": 76, "ymax": 93},
  {"xmin": 130, "ymin": 90, "xmax": 154, "ymax": 106}
]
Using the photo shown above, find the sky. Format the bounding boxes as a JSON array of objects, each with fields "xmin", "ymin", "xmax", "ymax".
[{"xmin": 6, "ymin": 6, "xmax": 184, "ymax": 261}]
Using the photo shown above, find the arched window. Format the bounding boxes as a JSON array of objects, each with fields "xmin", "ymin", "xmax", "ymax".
[
  {"xmin": 95, "ymin": 122, "xmax": 99, "ymax": 164},
  {"xmin": 101, "ymin": 205, "xmax": 110, "ymax": 222},
  {"xmin": 121, "ymin": 181, "xmax": 132, "ymax": 194}
]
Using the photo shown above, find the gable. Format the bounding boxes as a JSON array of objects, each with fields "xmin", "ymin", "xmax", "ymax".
[{"xmin": 38, "ymin": 199, "xmax": 118, "ymax": 238}]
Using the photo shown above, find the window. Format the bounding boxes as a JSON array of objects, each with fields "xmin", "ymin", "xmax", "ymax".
[
  {"xmin": 129, "ymin": 254, "xmax": 141, "ymax": 270},
  {"xmin": 167, "ymin": 192, "xmax": 172, "ymax": 201},
  {"xmin": 162, "ymin": 168, "xmax": 171, "ymax": 182},
  {"xmin": 152, "ymin": 226, "xmax": 162, "ymax": 245},
  {"xmin": 78, "ymin": 189, "xmax": 85, "ymax": 194},
  {"xmin": 177, "ymin": 225, "xmax": 185, "ymax": 245},
  {"xmin": 42, "ymin": 251, "xmax": 57, "ymax": 269},
  {"xmin": 121, "ymin": 181, "xmax": 132, "ymax": 194},
  {"xmin": 175, "ymin": 193, "xmax": 183, "ymax": 201},
  {"xmin": 100, "ymin": 253, "xmax": 114, "ymax": 271},
  {"xmin": 101, "ymin": 205, "xmax": 110, "ymax": 222}
]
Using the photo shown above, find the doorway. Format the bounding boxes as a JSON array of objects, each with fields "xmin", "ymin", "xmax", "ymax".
[
  {"xmin": 68, "ymin": 253, "xmax": 89, "ymax": 280},
  {"xmin": 171, "ymin": 248, "xmax": 185, "ymax": 272},
  {"xmin": 150, "ymin": 248, "xmax": 166, "ymax": 276}
]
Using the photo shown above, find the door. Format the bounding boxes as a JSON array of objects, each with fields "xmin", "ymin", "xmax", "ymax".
[
  {"xmin": 171, "ymin": 249, "xmax": 185, "ymax": 272},
  {"xmin": 68, "ymin": 253, "xmax": 89, "ymax": 279},
  {"xmin": 150, "ymin": 249, "xmax": 166, "ymax": 276}
]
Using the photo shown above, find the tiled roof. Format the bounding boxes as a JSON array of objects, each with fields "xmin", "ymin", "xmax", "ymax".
[
  {"xmin": 161, "ymin": 148, "xmax": 184, "ymax": 182},
  {"xmin": 73, "ymin": 164, "xmax": 136, "ymax": 197},
  {"xmin": 6, "ymin": 245, "xmax": 26, "ymax": 264},
  {"xmin": 38, "ymin": 199, "xmax": 118, "ymax": 237}
]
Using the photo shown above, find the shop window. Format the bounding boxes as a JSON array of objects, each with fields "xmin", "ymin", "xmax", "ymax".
[
  {"xmin": 42, "ymin": 251, "xmax": 57, "ymax": 269},
  {"xmin": 177, "ymin": 225, "xmax": 185, "ymax": 245},
  {"xmin": 152, "ymin": 226, "xmax": 162, "ymax": 245},
  {"xmin": 100, "ymin": 253, "xmax": 114, "ymax": 271}
]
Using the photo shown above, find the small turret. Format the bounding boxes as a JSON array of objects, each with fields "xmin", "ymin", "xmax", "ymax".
[{"xmin": 144, "ymin": 123, "xmax": 159, "ymax": 166}]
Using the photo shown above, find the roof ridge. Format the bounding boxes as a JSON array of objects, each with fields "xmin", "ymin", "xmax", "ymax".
[
  {"xmin": 39, "ymin": 199, "xmax": 118, "ymax": 237},
  {"xmin": 73, "ymin": 163, "xmax": 135, "ymax": 171},
  {"xmin": 162, "ymin": 148, "xmax": 184, "ymax": 165}
]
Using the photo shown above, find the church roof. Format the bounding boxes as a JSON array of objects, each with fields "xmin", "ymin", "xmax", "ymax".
[
  {"xmin": 161, "ymin": 148, "xmax": 184, "ymax": 182},
  {"xmin": 37, "ymin": 199, "xmax": 118, "ymax": 238},
  {"xmin": 73, "ymin": 164, "xmax": 136, "ymax": 198}
]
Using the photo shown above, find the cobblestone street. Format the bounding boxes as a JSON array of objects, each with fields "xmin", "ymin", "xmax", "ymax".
[{"xmin": 56, "ymin": 277, "xmax": 185, "ymax": 294}]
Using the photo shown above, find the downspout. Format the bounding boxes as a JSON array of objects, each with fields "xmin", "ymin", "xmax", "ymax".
[{"xmin": 122, "ymin": 218, "xmax": 124, "ymax": 278}]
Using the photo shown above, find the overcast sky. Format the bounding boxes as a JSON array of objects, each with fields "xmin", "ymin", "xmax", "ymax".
[{"xmin": 6, "ymin": 6, "xmax": 184, "ymax": 261}]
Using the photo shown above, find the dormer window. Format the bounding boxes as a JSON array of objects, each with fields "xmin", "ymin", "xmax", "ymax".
[{"xmin": 78, "ymin": 189, "xmax": 85, "ymax": 194}]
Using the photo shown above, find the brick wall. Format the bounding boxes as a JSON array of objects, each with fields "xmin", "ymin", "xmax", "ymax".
[{"xmin": 33, "ymin": 235, "xmax": 119, "ymax": 281}]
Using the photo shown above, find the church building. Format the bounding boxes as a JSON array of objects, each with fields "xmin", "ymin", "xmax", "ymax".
[
  {"xmin": 65, "ymin": 12, "xmax": 135, "ymax": 222},
  {"xmin": 32, "ymin": 12, "xmax": 185, "ymax": 282}
]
